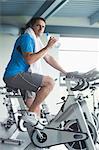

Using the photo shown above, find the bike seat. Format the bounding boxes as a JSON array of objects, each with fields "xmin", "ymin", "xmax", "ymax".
[{"xmin": 6, "ymin": 86, "xmax": 19, "ymax": 94}]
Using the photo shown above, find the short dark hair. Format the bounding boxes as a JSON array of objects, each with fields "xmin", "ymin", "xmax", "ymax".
[{"xmin": 20, "ymin": 17, "xmax": 46, "ymax": 34}]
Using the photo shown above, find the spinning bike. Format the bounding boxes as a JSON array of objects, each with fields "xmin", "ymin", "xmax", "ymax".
[
  {"xmin": 0, "ymin": 69, "xmax": 99, "ymax": 150},
  {"xmin": 89, "ymin": 82, "xmax": 99, "ymax": 130},
  {"xmin": 0, "ymin": 86, "xmax": 27, "ymax": 145},
  {"xmin": 24, "ymin": 69, "xmax": 99, "ymax": 150}
]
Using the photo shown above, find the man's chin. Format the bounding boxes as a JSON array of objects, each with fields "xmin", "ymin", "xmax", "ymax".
[{"xmin": 39, "ymin": 33, "xmax": 43, "ymax": 37}]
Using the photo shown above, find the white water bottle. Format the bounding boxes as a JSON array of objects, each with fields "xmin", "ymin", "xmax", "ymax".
[{"xmin": 46, "ymin": 32, "xmax": 61, "ymax": 48}]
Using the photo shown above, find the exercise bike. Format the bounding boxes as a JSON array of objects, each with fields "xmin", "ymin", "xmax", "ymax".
[
  {"xmin": 24, "ymin": 69, "xmax": 99, "ymax": 150},
  {"xmin": 0, "ymin": 86, "xmax": 27, "ymax": 145},
  {"xmin": 0, "ymin": 69, "xmax": 98, "ymax": 150},
  {"xmin": 89, "ymin": 82, "xmax": 99, "ymax": 130}
]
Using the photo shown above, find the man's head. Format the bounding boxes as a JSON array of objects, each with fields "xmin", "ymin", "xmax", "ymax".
[{"xmin": 26, "ymin": 17, "xmax": 46, "ymax": 37}]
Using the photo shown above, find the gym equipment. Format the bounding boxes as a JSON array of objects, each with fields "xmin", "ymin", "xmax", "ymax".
[
  {"xmin": 0, "ymin": 68, "xmax": 99, "ymax": 150},
  {"xmin": 89, "ymin": 82, "xmax": 99, "ymax": 130},
  {"xmin": 0, "ymin": 87, "xmax": 26, "ymax": 145},
  {"xmin": 25, "ymin": 69, "xmax": 99, "ymax": 150}
]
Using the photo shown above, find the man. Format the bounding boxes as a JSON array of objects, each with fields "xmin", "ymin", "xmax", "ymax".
[{"xmin": 3, "ymin": 17, "xmax": 67, "ymax": 129}]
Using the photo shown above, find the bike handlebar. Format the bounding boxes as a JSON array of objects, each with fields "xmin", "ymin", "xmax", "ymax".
[
  {"xmin": 63, "ymin": 68, "xmax": 99, "ymax": 91},
  {"xmin": 70, "ymin": 78, "xmax": 85, "ymax": 91}
]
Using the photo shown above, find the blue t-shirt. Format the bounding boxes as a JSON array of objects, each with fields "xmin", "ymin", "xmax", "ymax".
[{"xmin": 3, "ymin": 33, "xmax": 35, "ymax": 79}]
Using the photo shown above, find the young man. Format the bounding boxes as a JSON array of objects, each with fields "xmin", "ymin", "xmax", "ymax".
[{"xmin": 3, "ymin": 17, "xmax": 68, "ymax": 129}]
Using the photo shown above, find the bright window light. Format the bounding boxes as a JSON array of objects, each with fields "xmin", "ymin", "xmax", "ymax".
[{"xmin": 59, "ymin": 37, "xmax": 99, "ymax": 72}]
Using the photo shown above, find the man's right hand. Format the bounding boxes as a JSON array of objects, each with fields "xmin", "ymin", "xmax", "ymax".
[
  {"xmin": 66, "ymin": 71, "xmax": 81, "ymax": 79},
  {"xmin": 46, "ymin": 37, "xmax": 58, "ymax": 49}
]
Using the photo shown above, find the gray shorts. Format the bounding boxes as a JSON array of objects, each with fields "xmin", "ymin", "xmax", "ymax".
[{"xmin": 4, "ymin": 72, "xmax": 43, "ymax": 94}]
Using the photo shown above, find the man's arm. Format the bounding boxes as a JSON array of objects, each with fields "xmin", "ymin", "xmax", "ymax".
[
  {"xmin": 23, "ymin": 47, "xmax": 48, "ymax": 65},
  {"xmin": 44, "ymin": 53, "xmax": 67, "ymax": 74},
  {"xmin": 22, "ymin": 37, "xmax": 57, "ymax": 65}
]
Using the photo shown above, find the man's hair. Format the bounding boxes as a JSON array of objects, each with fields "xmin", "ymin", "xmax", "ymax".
[
  {"xmin": 20, "ymin": 17, "xmax": 46, "ymax": 34},
  {"xmin": 27, "ymin": 17, "xmax": 46, "ymax": 28}
]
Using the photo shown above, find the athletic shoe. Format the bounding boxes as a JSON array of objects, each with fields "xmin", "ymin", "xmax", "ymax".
[{"xmin": 22, "ymin": 112, "xmax": 44, "ymax": 130}]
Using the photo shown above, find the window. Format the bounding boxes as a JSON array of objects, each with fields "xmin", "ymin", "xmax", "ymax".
[{"xmin": 59, "ymin": 37, "xmax": 99, "ymax": 72}]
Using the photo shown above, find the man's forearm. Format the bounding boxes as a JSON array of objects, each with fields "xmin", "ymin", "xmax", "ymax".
[
  {"xmin": 45, "ymin": 55, "xmax": 67, "ymax": 74},
  {"xmin": 24, "ymin": 47, "xmax": 48, "ymax": 65}
]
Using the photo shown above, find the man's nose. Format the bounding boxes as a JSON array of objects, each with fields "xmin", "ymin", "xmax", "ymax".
[{"xmin": 39, "ymin": 26, "xmax": 43, "ymax": 30}]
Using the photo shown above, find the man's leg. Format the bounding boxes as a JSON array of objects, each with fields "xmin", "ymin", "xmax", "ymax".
[
  {"xmin": 24, "ymin": 93, "xmax": 41, "ymax": 115},
  {"xmin": 23, "ymin": 75, "xmax": 55, "ymax": 128},
  {"xmin": 29, "ymin": 75, "xmax": 55, "ymax": 113},
  {"xmin": 3, "ymin": 73, "xmax": 55, "ymax": 129}
]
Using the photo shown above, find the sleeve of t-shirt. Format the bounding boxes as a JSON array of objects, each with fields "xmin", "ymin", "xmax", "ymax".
[{"xmin": 20, "ymin": 34, "xmax": 35, "ymax": 53}]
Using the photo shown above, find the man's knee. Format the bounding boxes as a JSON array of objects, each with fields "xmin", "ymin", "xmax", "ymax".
[
  {"xmin": 47, "ymin": 76, "xmax": 55, "ymax": 90},
  {"xmin": 42, "ymin": 76, "xmax": 55, "ymax": 90}
]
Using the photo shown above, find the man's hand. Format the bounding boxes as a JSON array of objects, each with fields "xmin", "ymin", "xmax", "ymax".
[
  {"xmin": 66, "ymin": 71, "xmax": 81, "ymax": 79},
  {"xmin": 46, "ymin": 37, "xmax": 58, "ymax": 49}
]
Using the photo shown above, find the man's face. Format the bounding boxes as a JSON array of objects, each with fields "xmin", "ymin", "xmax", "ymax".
[{"xmin": 32, "ymin": 19, "xmax": 46, "ymax": 37}]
